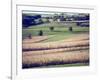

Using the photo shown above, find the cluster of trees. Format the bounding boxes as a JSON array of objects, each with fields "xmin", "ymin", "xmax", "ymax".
[{"xmin": 22, "ymin": 14, "xmax": 43, "ymax": 27}]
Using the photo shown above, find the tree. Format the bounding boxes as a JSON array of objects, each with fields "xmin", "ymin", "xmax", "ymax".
[
  {"xmin": 49, "ymin": 27, "xmax": 54, "ymax": 31},
  {"xmin": 38, "ymin": 30, "xmax": 43, "ymax": 36},
  {"xmin": 69, "ymin": 27, "xmax": 73, "ymax": 32}
]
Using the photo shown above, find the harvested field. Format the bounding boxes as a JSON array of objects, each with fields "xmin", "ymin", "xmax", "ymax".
[
  {"xmin": 22, "ymin": 34, "xmax": 89, "ymax": 68},
  {"xmin": 23, "ymin": 46, "xmax": 89, "ymax": 56},
  {"xmin": 22, "ymin": 50, "xmax": 89, "ymax": 68},
  {"xmin": 22, "ymin": 40, "xmax": 89, "ymax": 51}
]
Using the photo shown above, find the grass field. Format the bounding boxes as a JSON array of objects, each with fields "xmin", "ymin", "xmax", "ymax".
[
  {"xmin": 22, "ymin": 23, "xmax": 89, "ymax": 41},
  {"xmin": 22, "ymin": 22, "xmax": 89, "ymax": 69}
]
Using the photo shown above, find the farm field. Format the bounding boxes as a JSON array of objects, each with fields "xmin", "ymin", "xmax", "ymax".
[{"xmin": 22, "ymin": 22, "xmax": 89, "ymax": 69}]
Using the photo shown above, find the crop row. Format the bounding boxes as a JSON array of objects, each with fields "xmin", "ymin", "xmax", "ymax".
[
  {"xmin": 22, "ymin": 40, "xmax": 89, "ymax": 51},
  {"xmin": 23, "ymin": 46, "xmax": 89, "ymax": 56},
  {"xmin": 22, "ymin": 50, "xmax": 89, "ymax": 68}
]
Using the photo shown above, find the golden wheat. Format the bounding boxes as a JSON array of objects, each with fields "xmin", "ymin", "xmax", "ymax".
[
  {"xmin": 22, "ymin": 50, "xmax": 89, "ymax": 66},
  {"xmin": 22, "ymin": 34, "xmax": 89, "ymax": 68},
  {"xmin": 23, "ymin": 46, "xmax": 89, "ymax": 56},
  {"xmin": 22, "ymin": 40, "xmax": 89, "ymax": 51}
]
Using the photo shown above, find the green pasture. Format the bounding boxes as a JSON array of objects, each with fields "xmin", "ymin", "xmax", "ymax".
[
  {"xmin": 22, "ymin": 23, "xmax": 89, "ymax": 42},
  {"xmin": 41, "ymin": 62, "xmax": 89, "ymax": 68}
]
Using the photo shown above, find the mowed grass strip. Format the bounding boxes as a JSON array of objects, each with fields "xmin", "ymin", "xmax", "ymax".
[
  {"xmin": 22, "ymin": 33, "xmax": 89, "ymax": 44},
  {"xmin": 22, "ymin": 50, "xmax": 89, "ymax": 68},
  {"xmin": 39, "ymin": 63, "xmax": 89, "ymax": 68}
]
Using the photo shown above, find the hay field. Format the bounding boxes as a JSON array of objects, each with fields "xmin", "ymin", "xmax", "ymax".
[
  {"xmin": 22, "ymin": 31, "xmax": 89, "ymax": 68},
  {"xmin": 23, "ymin": 50, "xmax": 89, "ymax": 68}
]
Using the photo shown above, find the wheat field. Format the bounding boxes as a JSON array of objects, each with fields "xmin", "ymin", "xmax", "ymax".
[{"xmin": 22, "ymin": 34, "xmax": 89, "ymax": 68}]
